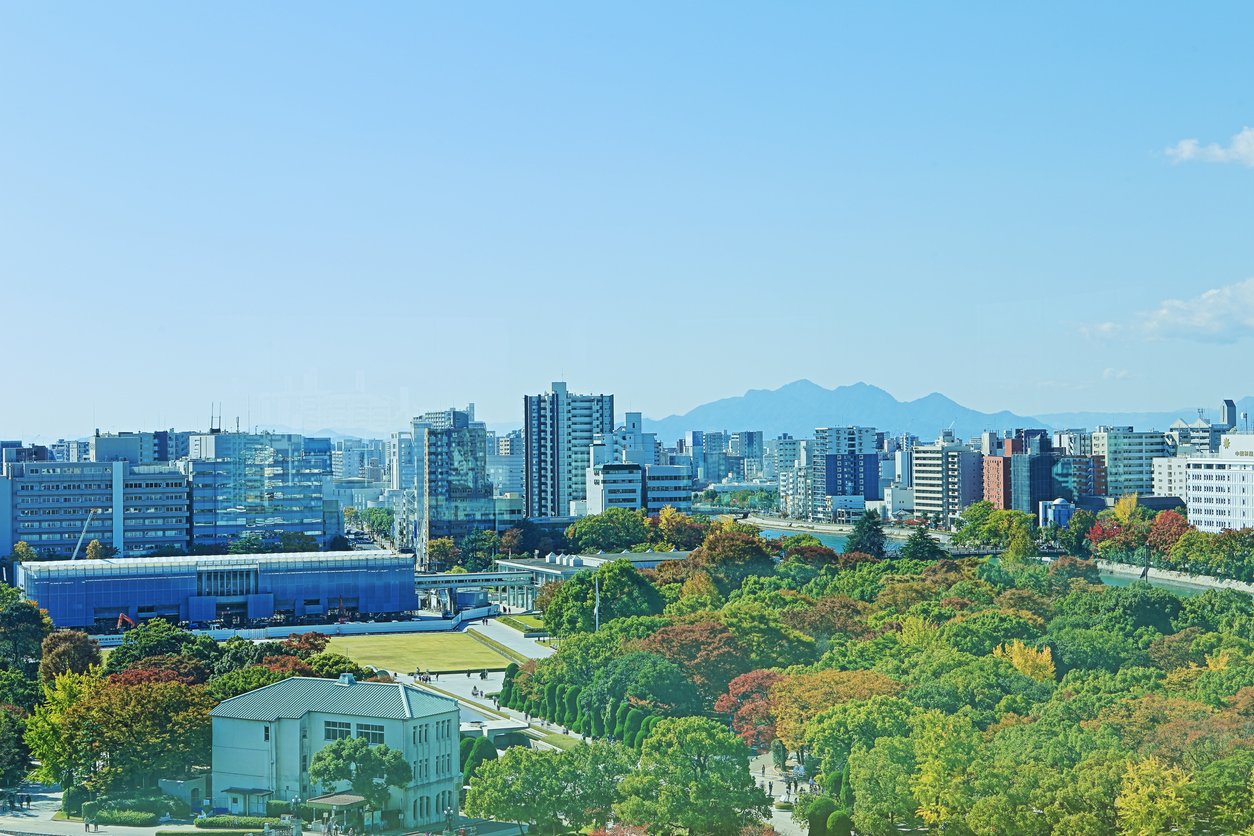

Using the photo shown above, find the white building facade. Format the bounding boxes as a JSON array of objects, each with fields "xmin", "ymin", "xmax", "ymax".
[
  {"xmin": 211, "ymin": 675, "xmax": 460, "ymax": 831},
  {"xmin": 1185, "ymin": 434, "xmax": 1254, "ymax": 533}
]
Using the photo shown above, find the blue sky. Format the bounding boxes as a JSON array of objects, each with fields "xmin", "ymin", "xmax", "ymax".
[{"xmin": 2, "ymin": 3, "xmax": 1253, "ymax": 439}]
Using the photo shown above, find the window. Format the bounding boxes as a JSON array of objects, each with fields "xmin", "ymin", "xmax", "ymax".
[
  {"xmin": 264, "ymin": 725, "xmax": 270, "ymax": 742},
  {"xmin": 357, "ymin": 723, "xmax": 385, "ymax": 745},
  {"xmin": 324, "ymin": 720, "xmax": 351, "ymax": 741}
]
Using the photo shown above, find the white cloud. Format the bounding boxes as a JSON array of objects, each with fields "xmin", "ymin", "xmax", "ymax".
[
  {"xmin": 1166, "ymin": 127, "xmax": 1254, "ymax": 166},
  {"xmin": 1091, "ymin": 277, "xmax": 1254, "ymax": 343},
  {"xmin": 1102, "ymin": 368, "xmax": 1130, "ymax": 380}
]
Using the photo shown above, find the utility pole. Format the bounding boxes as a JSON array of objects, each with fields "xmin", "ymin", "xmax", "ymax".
[{"xmin": 594, "ymin": 573, "xmax": 600, "ymax": 632}]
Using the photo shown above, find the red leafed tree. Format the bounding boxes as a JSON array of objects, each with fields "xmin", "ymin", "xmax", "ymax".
[
  {"xmin": 280, "ymin": 631, "xmax": 330, "ymax": 659},
  {"xmin": 261, "ymin": 654, "xmax": 316, "ymax": 676},
  {"xmin": 714, "ymin": 669, "xmax": 782, "ymax": 748},
  {"xmin": 637, "ymin": 621, "xmax": 749, "ymax": 703},
  {"xmin": 1147, "ymin": 510, "xmax": 1192, "ymax": 557}
]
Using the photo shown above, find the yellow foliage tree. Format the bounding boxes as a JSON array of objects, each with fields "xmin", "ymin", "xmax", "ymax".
[
  {"xmin": 1114, "ymin": 756, "xmax": 1192, "ymax": 836},
  {"xmin": 1113, "ymin": 494, "xmax": 1141, "ymax": 526},
  {"xmin": 769, "ymin": 669, "xmax": 902, "ymax": 752},
  {"xmin": 912, "ymin": 710, "xmax": 979, "ymax": 828},
  {"xmin": 898, "ymin": 616, "xmax": 943, "ymax": 651},
  {"xmin": 993, "ymin": 640, "xmax": 1056, "ymax": 682}
]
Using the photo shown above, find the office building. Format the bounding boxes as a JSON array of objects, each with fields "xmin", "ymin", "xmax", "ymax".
[
  {"xmin": 523, "ymin": 382, "xmax": 614, "ymax": 517},
  {"xmin": 182, "ymin": 432, "xmax": 335, "ymax": 552},
  {"xmin": 0, "ymin": 460, "xmax": 190, "ymax": 557},
  {"xmin": 485, "ymin": 430, "xmax": 525, "ymax": 497},
  {"xmin": 1184, "ymin": 434, "xmax": 1254, "ymax": 533}
]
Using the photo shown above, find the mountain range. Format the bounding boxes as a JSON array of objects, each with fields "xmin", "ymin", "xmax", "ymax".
[
  {"xmin": 642, "ymin": 380, "xmax": 1046, "ymax": 441},
  {"xmin": 641, "ymin": 380, "xmax": 1250, "ymax": 442}
]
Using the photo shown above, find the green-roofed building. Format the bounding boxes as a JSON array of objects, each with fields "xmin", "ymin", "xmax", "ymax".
[{"xmin": 210, "ymin": 674, "xmax": 460, "ymax": 830}]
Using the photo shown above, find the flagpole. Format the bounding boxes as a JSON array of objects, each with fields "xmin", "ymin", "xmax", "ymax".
[{"xmin": 594, "ymin": 573, "xmax": 600, "ymax": 632}]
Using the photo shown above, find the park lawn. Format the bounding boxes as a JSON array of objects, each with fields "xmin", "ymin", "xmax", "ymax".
[
  {"xmin": 510, "ymin": 614, "xmax": 546, "ymax": 630},
  {"xmin": 327, "ymin": 633, "xmax": 511, "ymax": 674}
]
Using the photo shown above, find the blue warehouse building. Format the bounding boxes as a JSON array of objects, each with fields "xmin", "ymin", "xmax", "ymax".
[{"xmin": 16, "ymin": 550, "xmax": 417, "ymax": 629}]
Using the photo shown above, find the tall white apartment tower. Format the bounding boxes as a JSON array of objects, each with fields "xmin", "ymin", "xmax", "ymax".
[{"xmin": 524, "ymin": 382, "xmax": 614, "ymax": 518}]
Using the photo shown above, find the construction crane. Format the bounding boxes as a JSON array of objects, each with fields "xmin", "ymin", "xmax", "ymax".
[
  {"xmin": 116, "ymin": 612, "xmax": 136, "ymax": 631},
  {"xmin": 71, "ymin": 508, "xmax": 103, "ymax": 560}
]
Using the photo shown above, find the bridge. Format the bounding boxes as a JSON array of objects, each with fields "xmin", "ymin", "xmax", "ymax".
[{"xmin": 414, "ymin": 570, "xmax": 537, "ymax": 611}]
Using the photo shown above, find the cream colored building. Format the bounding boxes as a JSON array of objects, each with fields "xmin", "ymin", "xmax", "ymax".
[{"xmin": 210, "ymin": 674, "xmax": 460, "ymax": 830}]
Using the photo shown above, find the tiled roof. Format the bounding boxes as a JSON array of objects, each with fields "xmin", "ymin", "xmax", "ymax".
[{"xmin": 211, "ymin": 677, "xmax": 458, "ymax": 722}]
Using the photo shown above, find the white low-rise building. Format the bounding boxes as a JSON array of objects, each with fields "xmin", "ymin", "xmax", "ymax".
[{"xmin": 210, "ymin": 674, "xmax": 460, "ymax": 830}]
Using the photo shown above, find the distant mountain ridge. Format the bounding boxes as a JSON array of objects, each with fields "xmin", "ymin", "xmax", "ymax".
[
  {"xmin": 642, "ymin": 380, "xmax": 1048, "ymax": 441},
  {"xmin": 1037, "ymin": 397, "xmax": 1254, "ymax": 434}
]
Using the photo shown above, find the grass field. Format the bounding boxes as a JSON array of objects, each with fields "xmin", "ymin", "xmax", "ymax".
[
  {"xmin": 509, "ymin": 614, "xmax": 546, "ymax": 630},
  {"xmin": 327, "ymin": 632, "xmax": 511, "ymax": 674}
]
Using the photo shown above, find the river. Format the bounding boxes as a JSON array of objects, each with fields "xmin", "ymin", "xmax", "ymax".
[{"xmin": 757, "ymin": 527, "xmax": 1229, "ymax": 598}]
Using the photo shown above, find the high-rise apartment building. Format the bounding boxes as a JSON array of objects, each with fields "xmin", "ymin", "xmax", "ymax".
[
  {"xmin": 808, "ymin": 427, "xmax": 877, "ymax": 519},
  {"xmin": 523, "ymin": 382, "xmax": 614, "ymax": 518},
  {"xmin": 912, "ymin": 433, "xmax": 983, "ymax": 525},
  {"xmin": 1092, "ymin": 426, "xmax": 1168, "ymax": 497}
]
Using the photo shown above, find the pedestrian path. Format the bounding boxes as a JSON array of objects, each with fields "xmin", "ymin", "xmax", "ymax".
[{"xmin": 465, "ymin": 621, "xmax": 552, "ymax": 661}]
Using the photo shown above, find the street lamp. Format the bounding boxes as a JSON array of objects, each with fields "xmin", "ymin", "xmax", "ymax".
[{"xmin": 444, "ymin": 807, "xmax": 455, "ymax": 834}]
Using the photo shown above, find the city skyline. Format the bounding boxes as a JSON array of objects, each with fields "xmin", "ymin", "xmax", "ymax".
[{"xmin": 3, "ymin": 4, "xmax": 1254, "ymax": 438}]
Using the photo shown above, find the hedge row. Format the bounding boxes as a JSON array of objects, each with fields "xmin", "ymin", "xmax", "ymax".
[
  {"xmin": 79, "ymin": 805, "xmax": 160, "ymax": 827},
  {"xmin": 195, "ymin": 815, "xmax": 284, "ymax": 829},
  {"xmin": 162, "ymin": 831, "xmax": 258, "ymax": 836},
  {"xmin": 265, "ymin": 801, "xmax": 317, "ymax": 821},
  {"xmin": 499, "ymin": 663, "xmax": 661, "ymax": 751}
]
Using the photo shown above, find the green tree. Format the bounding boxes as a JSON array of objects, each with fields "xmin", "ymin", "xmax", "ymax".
[
  {"xmin": 806, "ymin": 696, "xmax": 917, "ymax": 790},
  {"xmin": 0, "ymin": 584, "xmax": 52, "ymax": 670},
  {"xmin": 462, "ymin": 736, "xmax": 498, "ymax": 784},
  {"xmin": 43, "ymin": 678, "xmax": 213, "ymax": 792},
  {"xmin": 0, "ymin": 666, "xmax": 39, "ymax": 712},
  {"xmin": 309, "ymin": 736, "xmax": 411, "ymax": 812},
  {"xmin": 84, "ymin": 539, "xmax": 116, "ymax": 560},
  {"xmin": 556, "ymin": 742, "xmax": 633, "ymax": 829},
  {"xmin": 307, "ymin": 652, "xmax": 371, "ymax": 680},
  {"xmin": 845, "ymin": 510, "xmax": 886, "ymax": 559},
  {"xmin": 543, "ymin": 559, "xmax": 663, "ymax": 636},
  {"xmin": 325, "ymin": 534, "xmax": 351, "ymax": 551},
  {"xmin": 1058, "ymin": 509, "xmax": 1097, "ymax": 557},
  {"xmin": 565, "ymin": 507, "xmax": 650, "ymax": 553},
  {"xmin": 103, "ymin": 618, "xmax": 218, "ymax": 675},
  {"xmin": 0, "ymin": 708, "xmax": 29, "ymax": 787},
  {"xmin": 688, "ymin": 531, "xmax": 777, "ymax": 594},
  {"xmin": 275, "ymin": 531, "xmax": 319, "ymax": 552},
  {"xmin": 426, "ymin": 537, "xmax": 462, "ymax": 571},
  {"xmin": 465, "ymin": 747, "xmax": 564, "ymax": 834},
  {"xmin": 899, "ymin": 526, "xmax": 946, "ymax": 562},
  {"xmin": 228, "ymin": 532, "xmax": 269, "ymax": 554},
  {"xmin": 206, "ymin": 664, "xmax": 295, "ymax": 701},
  {"xmin": 23, "ymin": 669, "xmax": 103, "ymax": 787},
  {"xmin": 616, "ymin": 716, "xmax": 770, "ymax": 834},
  {"xmin": 39, "ymin": 631, "xmax": 101, "ymax": 683}
]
